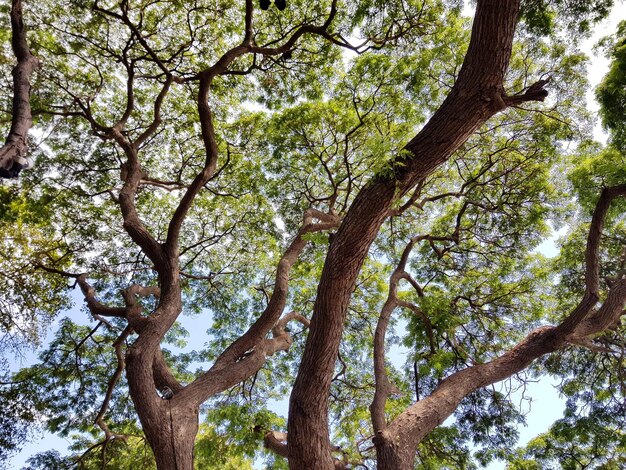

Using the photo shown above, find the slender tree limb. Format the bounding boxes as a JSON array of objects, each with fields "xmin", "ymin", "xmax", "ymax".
[
  {"xmin": 94, "ymin": 326, "xmax": 132, "ymax": 440},
  {"xmin": 113, "ymin": 129, "xmax": 169, "ymax": 273},
  {"xmin": 170, "ymin": 309, "xmax": 311, "ymax": 405},
  {"xmin": 134, "ymin": 76, "xmax": 173, "ymax": 148},
  {"xmin": 397, "ymin": 300, "xmax": 435, "ymax": 354},
  {"xmin": 371, "ymin": 234, "xmax": 440, "ymax": 433},
  {"xmin": 555, "ymin": 183, "xmax": 626, "ymax": 337},
  {"xmin": 176, "ymin": 209, "xmax": 339, "ymax": 407},
  {"xmin": 0, "ymin": 0, "xmax": 39, "ymax": 178},
  {"xmin": 210, "ymin": 209, "xmax": 339, "ymax": 365},
  {"xmin": 164, "ymin": 76, "xmax": 220, "ymax": 254},
  {"xmin": 246, "ymin": 0, "xmax": 339, "ymax": 59},
  {"xmin": 371, "ymin": 238, "xmax": 416, "ymax": 433},
  {"xmin": 92, "ymin": 0, "xmax": 171, "ymax": 79},
  {"xmin": 373, "ymin": 185, "xmax": 626, "ymax": 469},
  {"xmin": 164, "ymin": 2, "xmax": 341, "ymax": 254},
  {"xmin": 76, "ymin": 274, "xmax": 128, "ymax": 319}
]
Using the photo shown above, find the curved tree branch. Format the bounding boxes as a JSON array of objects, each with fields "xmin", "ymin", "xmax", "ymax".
[
  {"xmin": 288, "ymin": 1, "xmax": 534, "ymax": 467},
  {"xmin": 175, "ymin": 209, "xmax": 339, "ymax": 407},
  {"xmin": 555, "ymin": 183, "xmax": 626, "ymax": 337},
  {"xmin": 373, "ymin": 184, "xmax": 626, "ymax": 469},
  {"xmin": 76, "ymin": 274, "xmax": 128, "ymax": 319},
  {"xmin": 94, "ymin": 326, "xmax": 133, "ymax": 440}
]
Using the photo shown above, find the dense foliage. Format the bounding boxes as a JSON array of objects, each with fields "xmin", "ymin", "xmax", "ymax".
[{"xmin": 0, "ymin": 1, "xmax": 624, "ymax": 469}]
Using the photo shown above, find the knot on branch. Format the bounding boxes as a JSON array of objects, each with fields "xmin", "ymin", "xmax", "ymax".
[
  {"xmin": 263, "ymin": 311, "xmax": 311, "ymax": 356},
  {"xmin": 122, "ymin": 284, "xmax": 161, "ymax": 307},
  {"xmin": 0, "ymin": 155, "xmax": 34, "ymax": 178},
  {"xmin": 158, "ymin": 385, "xmax": 174, "ymax": 400}
]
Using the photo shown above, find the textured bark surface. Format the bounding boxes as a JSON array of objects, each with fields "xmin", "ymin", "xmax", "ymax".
[
  {"xmin": 287, "ymin": 1, "xmax": 524, "ymax": 468},
  {"xmin": 372, "ymin": 184, "xmax": 626, "ymax": 469},
  {"xmin": 0, "ymin": 0, "xmax": 38, "ymax": 174},
  {"xmin": 127, "ymin": 346, "xmax": 198, "ymax": 470},
  {"xmin": 27, "ymin": 0, "xmax": 603, "ymax": 467}
]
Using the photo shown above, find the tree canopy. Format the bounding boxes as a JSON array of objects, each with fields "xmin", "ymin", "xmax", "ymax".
[{"xmin": 0, "ymin": 0, "xmax": 625, "ymax": 469}]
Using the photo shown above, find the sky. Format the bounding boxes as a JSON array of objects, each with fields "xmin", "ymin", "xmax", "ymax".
[{"xmin": 6, "ymin": 2, "xmax": 626, "ymax": 469}]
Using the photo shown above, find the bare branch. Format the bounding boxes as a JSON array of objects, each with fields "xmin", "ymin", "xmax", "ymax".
[
  {"xmin": 134, "ymin": 76, "xmax": 173, "ymax": 148},
  {"xmin": 94, "ymin": 326, "xmax": 132, "ymax": 440},
  {"xmin": 76, "ymin": 274, "xmax": 128, "ymax": 319},
  {"xmin": 555, "ymin": 183, "xmax": 626, "ymax": 337},
  {"xmin": 371, "ymin": 238, "xmax": 417, "ymax": 432},
  {"xmin": 164, "ymin": 77, "xmax": 219, "ymax": 253}
]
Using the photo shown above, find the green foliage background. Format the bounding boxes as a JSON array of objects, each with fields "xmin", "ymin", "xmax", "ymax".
[{"xmin": 0, "ymin": 1, "xmax": 624, "ymax": 469}]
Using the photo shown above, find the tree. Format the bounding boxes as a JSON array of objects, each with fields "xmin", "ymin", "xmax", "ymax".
[{"xmin": 1, "ymin": 0, "xmax": 624, "ymax": 469}]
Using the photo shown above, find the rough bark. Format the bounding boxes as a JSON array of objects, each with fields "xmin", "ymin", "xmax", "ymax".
[
  {"xmin": 76, "ymin": 2, "xmax": 345, "ymax": 464},
  {"xmin": 127, "ymin": 346, "xmax": 198, "ymax": 470},
  {"xmin": 372, "ymin": 184, "xmax": 626, "ymax": 469},
  {"xmin": 122, "ymin": 208, "xmax": 337, "ymax": 469},
  {"xmin": 287, "ymin": 1, "xmax": 527, "ymax": 468},
  {"xmin": 175, "ymin": 209, "xmax": 339, "ymax": 409},
  {"xmin": 0, "ymin": 0, "xmax": 38, "ymax": 177},
  {"xmin": 34, "ymin": 0, "xmax": 566, "ymax": 467}
]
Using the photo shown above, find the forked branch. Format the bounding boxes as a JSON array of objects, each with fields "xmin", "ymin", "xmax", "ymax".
[
  {"xmin": 174, "ymin": 209, "xmax": 340, "ymax": 407},
  {"xmin": 373, "ymin": 184, "xmax": 626, "ymax": 468}
]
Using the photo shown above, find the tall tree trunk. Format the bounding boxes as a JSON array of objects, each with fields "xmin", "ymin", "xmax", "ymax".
[
  {"xmin": 126, "ymin": 340, "xmax": 199, "ymax": 470},
  {"xmin": 147, "ymin": 403, "xmax": 199, "ymax": 470},
  {"xmin": 374, "ymin": 438, "xmax": 414, "ymax": 470},
  {"xmin": 1, "ymin": 0, "xmax": 38, "ymax": 174},
  {"xmin": 287, "ymin": 1, "xmax": 523, "ymax": 468}
]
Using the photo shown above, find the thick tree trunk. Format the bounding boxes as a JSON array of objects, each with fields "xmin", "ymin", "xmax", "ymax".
[
  {"xmin": 119, "ymin": 278, "xmax": 199, "ymax": 470},
  {"xmin": 287, "ymin": 181, "xmax": 397, "ymax": 469},
  {"xmin": 149, "ymin": 403, "xmax": 198, "ymax": 470},
  {"xmin": 1, "ymin": 0, "xmax": 38, "ymax": 175},
  {"xmin": 374, "ymin": 437, "xmax": 413, "ymax": 470},
  {"xmin": 287, "ymin": 1, "xmax": 523, "ymax": 468},
  {"xmin": 127, "ymin": 340, "xmax": 199, "ymax": 470}
]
